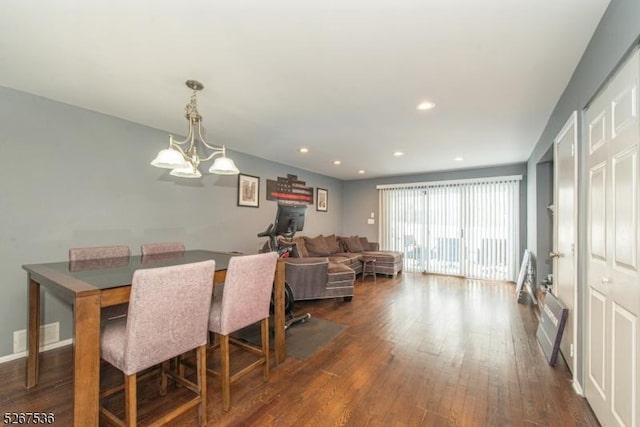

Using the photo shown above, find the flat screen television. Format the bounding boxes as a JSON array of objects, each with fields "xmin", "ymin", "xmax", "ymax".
[{"xmin": 274, "ymin": 204, "xmax": 306, "ymax": 235}]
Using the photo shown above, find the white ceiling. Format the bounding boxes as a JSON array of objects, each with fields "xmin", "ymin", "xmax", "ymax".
[{"xmin": 0, "ymin": 0, "xmax": 610, "ymax": 180}]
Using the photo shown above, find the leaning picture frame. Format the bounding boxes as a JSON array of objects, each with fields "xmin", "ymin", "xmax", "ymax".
[
  {"xmin": 316, "ymin": 188, "xmax": 328, "ymax": 212},
  {"xmin": 237, "ymin": 174, "xmax": 260, "ymax": 208}
]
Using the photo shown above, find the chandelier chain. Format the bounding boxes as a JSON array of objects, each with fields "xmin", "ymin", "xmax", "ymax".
[{"xmin": 185, "ymin": 91, "xmax": 201, "ymax": 122}]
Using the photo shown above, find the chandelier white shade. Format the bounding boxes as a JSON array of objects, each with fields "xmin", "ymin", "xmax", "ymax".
[
  {"xmin": 151, "ymin": 80, "xmax": 239, "ymax": 178},
  {"xmin": 170, "ymin": 164, "xmax": 202, "ymax": 179},
  {"xmin": 150, "ymin": 148, "xmax": 190, "ymax": 169},
  {"xmin": 209, "ymin": 156, "xmax": 240, "ymax": 174}
]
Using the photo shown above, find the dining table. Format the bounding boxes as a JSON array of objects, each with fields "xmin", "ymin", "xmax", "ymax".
[{"xmin": 22, "ymin": 249, "xmax": 286, "ymax": 426}]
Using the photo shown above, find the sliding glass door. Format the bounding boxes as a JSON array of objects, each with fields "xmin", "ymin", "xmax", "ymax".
[
  {"xmin": 378, "ymin": 176, "xmax": 520, "ymax": 281},
  {"xmin": 461, "ymin": 181, "xmax": 520, "ymax": 280},
  {"xmin": 424, "ymin": 185, "xmax": 462, "ymax": 276}
]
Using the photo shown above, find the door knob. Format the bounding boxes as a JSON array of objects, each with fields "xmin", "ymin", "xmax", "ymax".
[
  {"xmin": 550, "ymin": 251, "xmax": 563, "ymax": 258},
  {"xmin": 601, "ymin": 277, "xmax": 611, "ymax": 284}
]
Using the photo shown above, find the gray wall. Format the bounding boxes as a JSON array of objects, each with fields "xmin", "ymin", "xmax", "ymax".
[
  {"xmin": 0, "ymin": 87, "xmax": 343, "ymax": 358},
  {"xmin": 527, "ymin": 0, "xmax": 640, "ymax": 256},
  {"xmin": 342, "ymin": 163, "xmax": 528, "ymax": 258},
  {"xmin": 525, "ymin": 0, "xmax": 640, "ymax": 387}
]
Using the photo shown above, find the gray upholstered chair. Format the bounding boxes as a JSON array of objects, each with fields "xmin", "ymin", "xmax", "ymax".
[
  {"xmin": 68, "ymin": 245, "xmax": 131, "ymax": 320},
  {"xmin": 208, "ymin": 251, "xmax": 278, "ymax": 411},
  {"xmin": 69, "ymin": 245, "xmax": 130, "ymax": 261},
  {"xmin": 100, "ymin": 260, "xmax": 215, "ymax": 426},
  {"xmin": 140, "ymin": 242, "xmax": 185, "ymax": 256}
]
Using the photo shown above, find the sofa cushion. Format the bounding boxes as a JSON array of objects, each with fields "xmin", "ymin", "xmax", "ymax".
[
  {"xmin": 328, "ymin": 255, "xmax": 349, "ymax": 266},
  {"xmin": 359, "ymin": 236, "xmax": 371, "ymax": 251},
  {"xmin": 343, "ymin": 236, "xmax": 364, "ymax": 253},
  {"xmin": 327, "ymin": 262, "xmax": 356, "ymax": 283},
  {"xmin": 362, "ymin": 250, "xmax": 404, "ymax": 275},
  {"xmin": 304, "ymin": 235, "xmax": 331, "ymax": 257},
  {"xmin": 292, "ymin": 236, "xmax": 309, "ymax": 257},
  {"xmin": 336, "ymin": 236, "xmax": 351, "ymax": 252},
  {"xmin": 324, "ymin": 234, "xmax": 341, "ymax": 254},
  {"xmin": 364, "ymin": 251, "xmax": 403, "ymax": 263},
  {"xmin": 330, "ymin": 253, "xmax": 362, "ymax": 275},
  {"xmin": 331, "ymin": 253, "xmax": 362, "ymax": 265}
]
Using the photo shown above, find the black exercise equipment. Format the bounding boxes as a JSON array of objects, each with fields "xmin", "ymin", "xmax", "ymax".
[{"xmin": 258, "ymin": 204, "xmax": 310, "ymax": 330}]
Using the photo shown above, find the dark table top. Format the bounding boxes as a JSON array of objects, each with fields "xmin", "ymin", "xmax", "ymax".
[{"xmin": 23, "ymin": 249, "xmax": 236, "ymax": 291}]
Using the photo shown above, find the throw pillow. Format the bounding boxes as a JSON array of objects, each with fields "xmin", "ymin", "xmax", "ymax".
[
  {"xmin": 304, "ymin": 235, "xmax": 331, "ymax": 257},
  {"xmin": 293, "ymin": 236, "xmax": 309, "ymax": 258},
  {"xmin": 324, "ymin": 234, "xmax": 341, "ymax": 254},
  {"xmin": 344, "ymin": 235, "xmax": 364, "ymax": 253},
  {"xmin": 359, "ymin": 236, "xmax": 370, "ymax": 251},
  {"xmin": 337, "ymin": 236, "xmax": 348, "ymax": 252}
]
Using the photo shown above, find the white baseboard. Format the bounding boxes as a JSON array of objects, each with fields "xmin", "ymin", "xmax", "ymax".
[{"xmin": 0, "ymin": 338, "xmax": 73, "ymax": 364}]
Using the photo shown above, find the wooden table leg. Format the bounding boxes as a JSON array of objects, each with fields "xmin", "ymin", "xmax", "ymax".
[
  {"xmin": 73, "ymin": 293, "xmax": 101, "ymax": 427},
  {"xmin": 274, "ymin": 259, "xmax": 286, "ymax": 365},
  {"xmin": 26, "ymin": 276, "xmax": 40, "ymax": 388}
]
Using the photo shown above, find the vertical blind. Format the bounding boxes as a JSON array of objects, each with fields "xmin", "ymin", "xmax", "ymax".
[{"xmin": 378, "ymin": 176, "xmax": 521, "ymax": 281}]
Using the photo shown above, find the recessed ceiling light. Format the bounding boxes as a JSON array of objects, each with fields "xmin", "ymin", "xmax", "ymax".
[
  {"xmin": 393, "ymin": 151, "xmax": 405, "ymax": 157},
  {"xmin": 332, "ymin": 160, "xmax": 341, "ymax": 165},
  {"xmin": 454, "ymin": 157, "xmax": 464, "ymax": 161},
  {"xmin": 417, "ymin": 101, "xmax": 436, "ymax": 110},
  {"xmin": 358, "ymin": 170, "xmax": 365, "ymax": 174},
  {"xmin": 298, "ymin": 147, "xmax": 309, "ymax": 153}
]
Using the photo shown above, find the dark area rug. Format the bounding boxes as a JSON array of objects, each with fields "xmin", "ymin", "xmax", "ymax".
[{"xmin": 233, "ymin": 316, "xmax": 347, "ymax": 360}]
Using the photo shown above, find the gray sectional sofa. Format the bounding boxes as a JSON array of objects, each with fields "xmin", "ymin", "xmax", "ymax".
[{"xmin": 280, "ymin": 234, "xmax": 404, "ymax": 303}]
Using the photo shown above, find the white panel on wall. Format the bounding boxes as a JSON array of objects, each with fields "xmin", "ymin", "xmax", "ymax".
[
  {"xmin": 612, "ymin": 85, "xmax": 637, "ymax": 138},
  {"xmin": 589, "ymin": 288, "xmax": 607, "ymax": 400},
  {"xmin": 611, "ymin": 303, "xmax": 637, "ymax": 427},
  {"xmin": 590, "ymin": 163, "xmax": 608, "ymax": 261},
  {"xmin": 612, "ymin": 146, "xmax": 638, "ymax": 271},
  {"xmin": 590, "ymin": 111, "xmax": 607, "ymax": 154}
]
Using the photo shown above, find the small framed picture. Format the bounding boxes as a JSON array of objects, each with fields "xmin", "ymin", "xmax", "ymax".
[
  {"xmin": 237, "ymin": 174, "xmax": 260, "ymax": 208},
  {"xmin": 316, "ymin": 188, "xmax": 328, "ymax": 212}
]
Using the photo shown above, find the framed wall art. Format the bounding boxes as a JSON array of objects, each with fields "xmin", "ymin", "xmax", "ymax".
[
  {"xmin": 316, "ymin": 188, "xmax": 328, "ymax": 212},
  {"xmin": 238, "ymin": 174, "xmax": 260, "ymax": 208},
  {"xmin": 266, "ymin": 174, "xmax": 314, "ymax": 205}
]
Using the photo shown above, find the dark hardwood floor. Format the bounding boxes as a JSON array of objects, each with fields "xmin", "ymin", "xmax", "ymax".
[{"xmin": 0, "ymin": 273, "xmax": 599, "ymax": 426}]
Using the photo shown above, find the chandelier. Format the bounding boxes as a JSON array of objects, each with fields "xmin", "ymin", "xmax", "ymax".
[{"xmin": 151, "ymin": 80, "xmax": 239, "ymax": 178}]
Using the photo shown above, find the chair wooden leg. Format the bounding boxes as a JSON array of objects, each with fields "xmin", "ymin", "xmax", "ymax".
[
  {"xmin": 124, "ymin": 373, "xmax": 137, "ymax": 426},
  {"xmin": 160, "ymin": 361, "xmax": 169, "ymax": 396},
  {"xmin": 220, "ymin": 334, "xmax": 231, "ymax": 412},
  {"xmin": 197, "ymin": 345, "xmax": 207, "ymax": 426},
  {"xmin": 177, "ymin": 354, "xmax": 185, "ymax": 384},
  {"xmin": 261, "ymin": 318, "xmax": 270, "ymax": 381}
]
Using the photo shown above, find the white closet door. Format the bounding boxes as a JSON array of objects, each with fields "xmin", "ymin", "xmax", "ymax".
[
  {"xmin": 585, "ymin": 48, "xmax": 639, "ymax": 427},
  {"xmin": 553, "ymin": 111, "xmax": 578, "ymax": 379}
]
